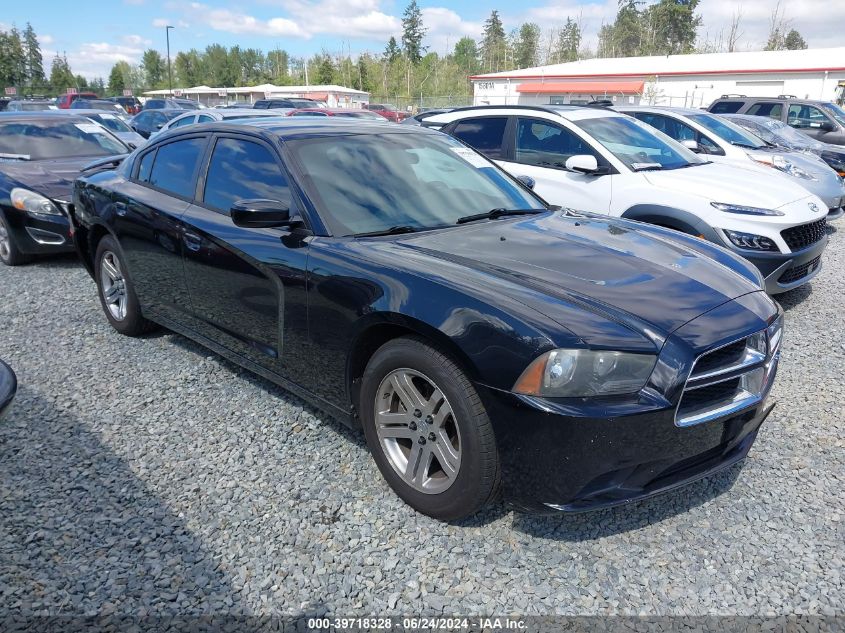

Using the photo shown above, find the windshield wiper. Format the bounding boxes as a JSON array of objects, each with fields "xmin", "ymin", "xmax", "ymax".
[
  {"xmin": 455, "ymin": 208, "xmax": 545, "ymax": 225},
  {"xmin": 730, "ymin": 141, "xmax": 760, "ymax": 149},
  {"xmin": 354, "ymin": 225, "xmax": 419, "ymax": 237},
  {"xmin": 631, "ymin": 162, "xmax": 663, "ymax": 171}
]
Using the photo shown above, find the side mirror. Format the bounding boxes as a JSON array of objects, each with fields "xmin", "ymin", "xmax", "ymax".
[
  {"xmin": 154, "ymin": 123, "xmax": 164, "ymax": 130},
  {"xmin": 230, "ymin": 199, "xmax": 295, "ymax": 228},
  {"xmin": 681, "ymin": 139, "xmax": 702, "ymax": 153},
  {"xmin": 516, "ymin": 175, "xmax": 536, "ymax": 190},
  {"xmin": 820, "ymin": 121, "xmax": 836, "ymax": 132},
  {"xmin": 565, "ymin": 154, "xmax": 599, "ymax": 174}
]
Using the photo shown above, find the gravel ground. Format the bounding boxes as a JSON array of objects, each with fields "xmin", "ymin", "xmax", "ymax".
[{"xmin": 0, "ymin": 227, "xmax": 843, "ymax": 619}]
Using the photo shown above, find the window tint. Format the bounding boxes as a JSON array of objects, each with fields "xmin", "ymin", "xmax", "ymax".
[
  {"xmin": 632, "ymin": 112, "xmax": 722, "ymax": 155},
  {"xmin": 202, "ymin": 138, "xmax": 290, "ymax": 213},
  {"xmin": 746, "ymin": 102, "xmax": 783, "ymax": 118},
  {"xmin": 788, "ymin": 104, "xmax": 832, "ymax": 129},
  {"xmin": 515, "ymin": 118, "xmax": 601, "ymax": 168},
  {"xmin": 170, "ymin": 115, "xmax": 195, "ymax": 128},
  {"xmin": 197, "ymin": 114, "xmax": 214, "ymax": 122},
  {"xmin": 710, "ymin": 101, "xmax": 743, "ymax": 114},
  {"xmin": 148, "ymin": 137, "xmax": 205, "ymax": 198},
  {"xmin": 137, "ymin": 150, "xmax": 155, "ymax": 182},
  {"xmin": 451, "ymin": 117, "xmax": 508, "ymax": 159}
]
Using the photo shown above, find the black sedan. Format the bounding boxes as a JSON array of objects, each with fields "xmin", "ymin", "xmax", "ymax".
[
  {"xmin": 0, "ymin": 359, "xmax": 16, "ymax": 421},
  {"xmin": 72, "ymin": 119, "xmax": 782, "ymax": 520},
  {"xmin": 0, "ymin": 114, "xmax": 129, "ymax": 265},
  {"xmin": 128, "ymin": 109, "xmax": 183, "ymax": 139}
]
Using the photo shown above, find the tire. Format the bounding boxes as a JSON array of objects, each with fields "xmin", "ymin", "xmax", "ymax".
[
  {"xmin": 94, "ymin": 234, "xmax": 156, "ymax": 336},
  {"xmin": 360, "ymin": 336, "xmax": 500, "ymax": 521},
  {"xmin": 0, "ymin": 213, "xmax": 31, "ymax": 266}
]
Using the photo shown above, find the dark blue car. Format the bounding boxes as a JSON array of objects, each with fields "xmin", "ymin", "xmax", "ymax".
[{"xmin": 71, "ymin": 119, "xmax": 782, "ymax": 520}]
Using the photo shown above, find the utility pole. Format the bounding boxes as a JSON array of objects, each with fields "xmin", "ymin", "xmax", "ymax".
[{"xmin": 166, "ymin": 25, "xmax": 175, "ymax": 96}]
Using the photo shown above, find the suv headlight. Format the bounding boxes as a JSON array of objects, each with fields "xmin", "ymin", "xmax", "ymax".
[
  {"xmin": 513, "ymin": 349, "xmax": 656, "ymax": 397},
  {"xmin": 753, "ymin": 155, "xmax": 817, "ymax": 181},
  {"xmin": 711, "ymin": 202, "xmax": 784, "ymax": 216},
  {"xmin": 11, "ymin": 188, "xmax": 63, "ymax": 217},
  {"xmin": 722, "ymin": 229, "xmax": 779, "ymax": 251}
]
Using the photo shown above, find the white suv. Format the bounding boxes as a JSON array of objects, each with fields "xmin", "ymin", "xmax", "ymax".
[{"xmin": 427, "ymin": 105, "xmax": 829, "ymax": 294}]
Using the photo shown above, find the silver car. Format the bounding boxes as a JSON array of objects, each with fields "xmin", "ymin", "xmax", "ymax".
[
  {"xmin": 150, "ymin": 108, "xmax": 283, "ymax": 140},
  {"xmin": 53, "ymin": 109, "xmax": 146, "ymax": 149}
]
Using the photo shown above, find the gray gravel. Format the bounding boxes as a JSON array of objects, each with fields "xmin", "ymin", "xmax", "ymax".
[{"xmin": 0, "ymin": 226, "xmax": 843, "ymax": 618}]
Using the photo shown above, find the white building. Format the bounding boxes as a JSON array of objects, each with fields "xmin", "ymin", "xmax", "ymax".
[
  {"xmin": 142, "ymin": 83, "xmax": 370, "ymax": 108},
  {"xmin": 471, "ymin": 47, "xmax": 845, "ymax": 109}
]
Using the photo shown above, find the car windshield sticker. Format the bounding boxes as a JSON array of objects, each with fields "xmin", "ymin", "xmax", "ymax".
[
  {"xmin": 450, "ymin": 147, "xmax": 489, "ymax": 168},
  {"xmin": 75, "ymin": 123, "xmax": 106, "ymax": 134}
]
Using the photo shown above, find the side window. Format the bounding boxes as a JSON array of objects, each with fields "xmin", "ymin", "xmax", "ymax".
[
  {"xmin": 136, "ymin": 150, "xmax": 155, "ymax": 182},
  {"xmin": 788, "ymin": 104, "xmax": 830, "ymax": 129},
  {"xmin": 148, "ymin": 137, "xmax": 206, "ymax": 198},
  {"xmin": 515, "ymin": 118, "xmax": 601, "ymax": 168},
  {"xmin": 710, "ymin": 101, "xmax": 743, "ymax": 114},
  {"xmin": 197, "ymin": 114, "xmax": 214, "ymax": 122},
  {"xmin": 171, "ymin": 115, "xmax": 195, "ymax": 128},
  {"xmin": 451, "ymin": 117, "xmax": 508, "ymax": 159},
  {"xmin": 747, "ymin": 103, "xmax": 783, "ymax": 118},
  {"xmin": 202, "ymin": 138, "xmax": 291, "ymax": 213}
]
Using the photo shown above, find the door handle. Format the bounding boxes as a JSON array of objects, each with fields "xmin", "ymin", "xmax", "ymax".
[{"xmin": 183, "ymin": 232, "xmax": 202, "ymax": 252}]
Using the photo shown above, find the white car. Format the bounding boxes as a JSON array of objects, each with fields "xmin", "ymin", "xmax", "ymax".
[
  {"xmin": 149, "ymin": 108, "xmax": 282, "ymax": 140},
  {"xmin": 427, "ymin": 105, "xmax": 829, "ymax": 294},
  {"xmin": 617, "ymin": 105, "xmax": 845, "ymax": 220}
]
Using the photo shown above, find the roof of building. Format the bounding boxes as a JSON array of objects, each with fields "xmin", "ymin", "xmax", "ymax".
[
  {"xmin": 471, "ymin": 47, "xmax": 845, "ymax": 81},
  {"xmin": 143, "ymin": 84, "xmax": 369, "ymax": 97}
]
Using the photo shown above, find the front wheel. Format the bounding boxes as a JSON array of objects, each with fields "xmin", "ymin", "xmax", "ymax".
[
  {"xmin": 360, "ymin": 336, "xmax": 499, "ymax": 521},
  {"xmin": 0, "ymin": 213, "xmax": 31, "ymax": 266},
  {"xmin": 94, "ymin": 235, "xmax": 157, "ymax": 336}
]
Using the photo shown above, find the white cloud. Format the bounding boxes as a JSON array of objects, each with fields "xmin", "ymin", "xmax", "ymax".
[
  {"xmin": 40, "ymin": 34, "xmax": 55, "ymax": 45},
  {"xmin": 123, "ymin": 34, "xmax": 153, "ymax": 47},
  {"xmin": 421, "ymin": 7, "xmax": 483, "ymax": 53}
]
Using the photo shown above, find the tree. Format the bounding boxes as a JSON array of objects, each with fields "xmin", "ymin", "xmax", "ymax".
[
  {"xmin": 74, "ymin": 74, "xmax": 88, "ymax": 91},
  {"xmin": 513, "ymin": 23, "xmax": 541, "ymax": 69},
  {"xmin": 174, "ymin": 49, "xmax": 202, "ymax": 87},
  {"xmin": 480, "ymin": 10, "xmax": 507, "ymax": 73},
  {"xmin": 107, "ymin": 63, "xmax": 126, "ymax": 95},
  {"xmin": 765, "ymin": 1, "xmax": 788, "ymax": 50},
  {"xmin": 401, "ymin": 0, "xmax": 427, "ymax": 65},
  {"xmin": 353, "ymin": 56, "xmax": 371, "ymax": 92},
  {"xmin": 23, "ymin": 23, "xmax": 45, "ymax": 87},
  {"xmin": 0, "ymin": 28, "xmax": 27, "ymax": 90},
  {"xmin": 644, "ymin": 0, "xmax": 702, "ymax": 55},
  {"xmin": 316, "ymin": 55, "xmax": 336, "ymax": 84},
  {"xmin": 598, "ymin": 0, "xmax": 643, "ymax": 57},
  {"xmin": 452, "ymin": 37, "xmax": 479, "ymax": 75},
  {"xmin": 49, "ymin": 53, "xmax": 75, "ymax": 94},
  {"xmin": 141, "ymin": 49, "xmax": 165, "ymax": 88},
  {"xmin": 726, "ymin": 8, "xmax": 743, "ymax": 52},
  {"xmin": 384, "ymin": 36, "xmax": 402, "ymax": 63},
  {"xmin": 554, "ymin": 18, "xmax": 582, "ymax": 63},
  {"xmin": 267, "ymin": 49, "xmax": 289, "ymax": 82},
  {"xmin": 784, "ymin": 29, "xmax": 807, "ymax": 50}
]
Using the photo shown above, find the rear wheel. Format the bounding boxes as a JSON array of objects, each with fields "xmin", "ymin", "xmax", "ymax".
[
  {"xmin": 0, "ymin": 214, "xmax": 31, "ymax": 266},
  {"xmin": 95, "ymin": 235, "xmax": 156, "ymax": 336},
  {"xmin": 360, "ymin": 336, "xmax": 499, "ymax": 521}
]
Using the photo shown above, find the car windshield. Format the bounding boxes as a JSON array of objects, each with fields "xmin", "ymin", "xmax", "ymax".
[
  {"xmin": 688, "ymin": 113, "xmax": 767, "ymax": 148},
  {"xmin": 18, "ymin": 102, "xmax": 54, "ymax": 111},
  {"xmin": 287, "ymin": 132, "xmax": 545, "ymax": 236},
  {"xmin": 88, "ymin": 113, "xmax": 133, "ymax": 133},
  {"xmin": 575, "ymin": 115, "xmax": 701, "ymax": 170},
  {"xmin": 820, "ymin": 103, "xmax": 845, "ymax": 127},
  {"xmin": 735, "ymin": 117, "xmax": 824, "ymax": 149},
  {"xmin": 0, "ymin": 119, "xmax": 127, "ymax": 160}
]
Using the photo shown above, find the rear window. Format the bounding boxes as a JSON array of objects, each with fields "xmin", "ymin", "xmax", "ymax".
[
  {"xmin": 0, "ymin": 119, "xmax": 127, "ymax": 160},
  {"xmin": 451, "ymin": 117, "xmax": 508, "ymax": 159},
  {"xmin": 709, "ymin": 101, "xmax": 744, "ymax": 114},
  {"xmin": 746, "ymin": 102, "xmax": 783, "ymax": 118},
  {"xmin": 147, "ymin": 137, "xmax": 205, "ymax": 198}
]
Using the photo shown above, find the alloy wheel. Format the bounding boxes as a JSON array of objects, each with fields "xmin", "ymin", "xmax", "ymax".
[
  {"xmin": 0, "ymin": 219, "xmax": 10, "ymax": 261},
  {"xmin": 374, "ymin": 368, "xmax": 462, "ymax": 494},
  {"xmin": 99, "ymin": 251, "xmax": 128, "ymax": 321}
]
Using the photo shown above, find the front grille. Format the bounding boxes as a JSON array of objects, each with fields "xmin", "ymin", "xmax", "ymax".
[
  {"xmin": 691, "ymin": 340, "xmax": 746, "ymax": 377},
  {"xmin": 781, "ymin": 219, "xmax": 827, "ymax": 251},
  {"xmin": 678, "ymin": 378, "xmax": 741, "ymax": 410},
  {"xmin": 778, "ymin": 255, "xmax": 821, "ymax": 284}
]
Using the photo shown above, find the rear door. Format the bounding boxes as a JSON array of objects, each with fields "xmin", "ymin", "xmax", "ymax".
[{"xmin": 180, "ymin": 132, "xmax": 311, "ymax": 382}]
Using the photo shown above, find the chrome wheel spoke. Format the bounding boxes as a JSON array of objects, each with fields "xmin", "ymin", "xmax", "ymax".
[
  {"xmin": 102, "ymin": 257, "xmax": 120, "ymax": 281},
  {"xmin": 99, "ymin": 251, "xmax": 128, "ymax": 321},
  {"xmin": 391, "ymin": 371, "xmax": 426, "ymax": 411},
  {"xmin": 376, "ymin": 411, "xmax": 415, "ymax": 440},
  {"xmin": 431, "ymin": 440, "xmax": 459, "ymax": 478}
]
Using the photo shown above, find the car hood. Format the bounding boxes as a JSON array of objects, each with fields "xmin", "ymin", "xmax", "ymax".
[
  {"xmin": 0, "ymin": 156, "xmax": 101, "ymax": 202},
  {"xmin": 392, "ymin": 211, "xmax": 762, "ymax": 339},
  {"xmin": 642, "ymin": 161, "xmax": 814, "ymax": 209}
]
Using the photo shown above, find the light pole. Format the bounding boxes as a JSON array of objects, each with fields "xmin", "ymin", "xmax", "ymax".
[{"xmin": 165, "ymin": 25, "xmax": 174, "ymax": 96}]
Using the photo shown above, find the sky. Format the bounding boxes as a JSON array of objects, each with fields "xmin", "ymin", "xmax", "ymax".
[{"xmin": 3, "ymin": 0, "xmax": 844, "ymax": 80}]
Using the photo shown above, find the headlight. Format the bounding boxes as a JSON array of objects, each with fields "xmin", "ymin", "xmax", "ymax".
[
  {"xmin": 753, "ymin": 155, "xmax": 817, "ymax": 181},
  {"xmin": 513, "ymin": 349, "xmax": 656, "ymax": 397},
  {"xmin": 711, "ymin": 202, "xmax": 784, "ymax": 217},
  {"xmin": 767, "ymin": 316, "xmax": 783, "ymax": 353},
  {"xmin": 10, "ymin": 188, "xmax": 63, "ymax": 217},
  {"xmin": 722, "ymin": 229, "xmax": 779, "ymax": 251}
]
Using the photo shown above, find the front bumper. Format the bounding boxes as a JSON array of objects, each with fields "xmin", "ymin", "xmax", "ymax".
[
  {"xmin": 480, "ymin": 385, "xmax": 775, "ymax": 514},
  {"xmin": 738, "ymin": 235, "xmax": 828, "ymax": 294},
  {"xmin": 1, "ymin": 207, "xmax": 74, "ymax": 256}
]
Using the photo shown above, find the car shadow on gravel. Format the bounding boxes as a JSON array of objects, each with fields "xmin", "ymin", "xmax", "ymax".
[
  {"xmin": 507, "ymin": 463, "xmax": 744, "ymax": 541},
  {"xmin": 21, "ymin": 253, "xmax": 82, "ymax": 270},
  {"xmin": 0, "ymin": 388, "xmax": 248, "ymax": 617},
  {"xmin": 775, "ymin": 283, "xmax": 814, "ymax": 312}
]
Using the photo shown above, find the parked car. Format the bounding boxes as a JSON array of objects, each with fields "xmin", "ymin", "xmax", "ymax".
[
  {"xmin": 72, "ymin": 118, "xmax": 782, "ymax": 519},
  {"xmin": 47, "ymin": 109, "xmax": 146, "ymax": 148},
  {"xmin": 363, "ymin": 103, "xmax": 409, "ymax": 122},
  {"xmin": 427, "ymin": 105, "xmax": 829, "ymax": 294},
  {"xmin": 56, "ymin": 92, "xmax": 98, "ymax": 109},
  {"xmin": 0, "ymin": 98, "xmax": 10, "ymax": 112},
  {"xmin": 401, "ymin": 108, "xmax": 454, "ymax": 127},
  {"xmin": 151, "ymin": 108, "xmax": 283, "ymax": 139},
  {"xmin": 707, "ymin": 96, "xmax": 845, "ymax": 147},
  {"xmin": 106, "ymin": 95, "xmax": 142, "ymax": 115},
  {"xmin": 144, "ymin": 98, "xmax": 202, "ymax": 110},
  {"xmin": 253, "ymin": 98, "xmax": 323, "ymax": 110},
  {"xmin": 0, "ymin": 359, "xmax": 16, "ymax": 421},
  {"xmin": 128, "ymin": 109, "xmax": 184, "ymax": 139},
  {"xmin": 287, "ymin": 108, "xmax": 389, "ymax": 120},
  {"xmin": 618, "ymin": 106, "xmax": 845, "ymax": 220},
  {"xmin": 71, "ymin": 99, "xmax": 129, "ymax": 117},
  {"xmin": 723, "ymin": 113, "xmax": 845, "ymax": 178},
  {"xmin": 0, "ymin": 113, "xmax": 129, "ymax": 265},
  {"xmin": 4, "ymin": 100, "xmax": 57, "ymax": 112}
]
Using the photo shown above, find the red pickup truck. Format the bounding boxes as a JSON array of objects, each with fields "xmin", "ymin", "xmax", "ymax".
[
  {"xmin": 363, "ymin": 103, "xmax": 409, "ymax": 122},
  {"xmin": 56, "ymin": 92, "xmax": 99, "ymax": 109}
]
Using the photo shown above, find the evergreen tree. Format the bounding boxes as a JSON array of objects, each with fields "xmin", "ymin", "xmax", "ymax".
[
  {"xmin": 0, "ymin": 28, "xmax": 27, "ymax": 89},
  {"xmin": 141, "ymin": 49, "xmax": 165, "ymax": 88},
  {"xmin": 554, "ymin": 18, "xmax": 582, "ymax": 63},
  {"xmin": 107, "ymin": 63, "xmax": 126, "ymax": 95},
  {"xmin": 49, "ymin": 54, "xmax": 75, "ymax": 94},
  {"xmin": 316, "ymin": 56, "xmax": 336, "ymax": 84},
  {"xmin": 480, "ymin": 11, "xmax": 508, "ymax": 73},
  {"xmin": 23, "ymin": 23, "xmax": 45, "ymax": 87},
  {"xmin": 401, "ymin": 0, "xmax": 427, "ymax": 65},
  {"xmin": 384, "ymin": 37, "xmax": 402, "ymax": 63},
  {"xmin": 784, "ymin": 29, "xmax": 807, "ymax": 50},
  {"xmin": 452, "ymin": 37, "xmax": 479, "ymax": 75},
  {"xmin": 74, "ymin": 74, "xmax": 88, "ymax": 91},
  {"xmin": 514, "ymin": 23, "xmax": 541, "ymax": 69},
  {"xmin": 267, "ymin": 49, "xmax": 290, "ymax": 82}
]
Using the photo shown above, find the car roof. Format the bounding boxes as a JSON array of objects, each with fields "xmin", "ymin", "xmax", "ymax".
[
  {"xmin": 616, "ymin": 105, "xmax": 708, "ymax": 117},
  {"xmin": 0, "ymin": 113, "xmax": 91, "ymax": 123},
  {"xmin": 435, "ymin": 104, "xmax": 626, "ymax": 122}
]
